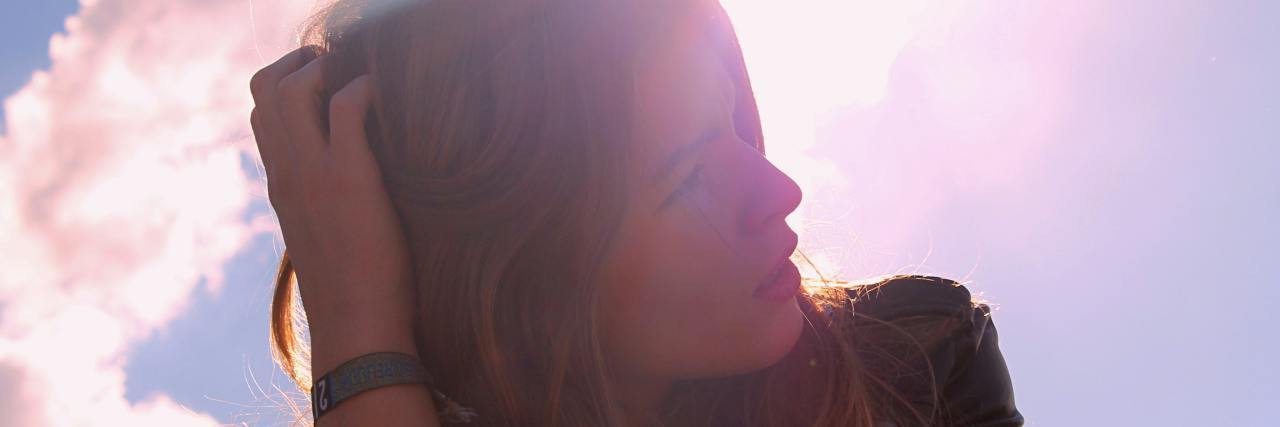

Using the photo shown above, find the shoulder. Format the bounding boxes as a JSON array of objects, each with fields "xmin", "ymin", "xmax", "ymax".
[
  {"xmin": 831, "ymin": 274, "xmax": 1000, "ymax": 372},
  {"xmin": 843, "ymin": 274, "xmax": 985, "ymax": 321},
  {"xmin": 822, "ymin": 274, "xmax": 1024, "ymax": 425}
]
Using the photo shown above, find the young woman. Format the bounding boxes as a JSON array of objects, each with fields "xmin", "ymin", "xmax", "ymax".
[{"xmin": 248, "ymin": 0, "xmax": 1023, "ymax": 425}]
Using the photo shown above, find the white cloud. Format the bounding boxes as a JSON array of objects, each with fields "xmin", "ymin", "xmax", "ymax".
[
  {"xmin": 721, "ymin": 0, "xmax": 949, "ymax": 279},
  {"xmin": 723, "ymin": 0, "xmax": 1090, "ymax": 280},
  {"xmin": 0, "ymin": 0, "xmax": 312, "ymax": 425}
]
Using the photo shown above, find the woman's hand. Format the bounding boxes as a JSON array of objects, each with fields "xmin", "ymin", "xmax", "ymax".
[
  {"xmin": 250, "ymin": 47, "xmax": 439, "ymax": 426},
  {"xmin": 249, "ymin": 47, "xmax": 417, "ymax": 374}
]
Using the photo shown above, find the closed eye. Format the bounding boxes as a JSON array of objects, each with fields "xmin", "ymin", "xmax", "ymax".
[{"xmin": 660, "ymin": 163, "xmax": 704, "ymax": 209}]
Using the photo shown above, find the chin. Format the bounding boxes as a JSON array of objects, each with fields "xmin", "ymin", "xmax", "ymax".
[
  {"xmin": 677, "ymin": 297, "xmax": 806, "ymax": 380},
  {"xmin": 763, "ymin": 297, "xmax": 806, "ymax": 362},
  {"xmin": 737, "ymin": 296, "xmax": 806, "ymax": 374}
]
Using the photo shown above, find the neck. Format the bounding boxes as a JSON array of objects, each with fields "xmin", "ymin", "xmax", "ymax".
[{"xmin": 613, "ymin": 374, "xmax": 674, "ymax": 426}]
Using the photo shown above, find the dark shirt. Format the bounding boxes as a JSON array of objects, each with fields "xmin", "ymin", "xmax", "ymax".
[
  {"xmin": 847, "ymin": 274, "xmax": 1025, "ymax": 426},
  {"xmin": 436, "ymin": 274, "xmax": 1024, "ymax": 426}
]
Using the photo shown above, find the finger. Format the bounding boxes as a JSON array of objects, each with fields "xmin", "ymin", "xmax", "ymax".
[
  {"xmin": 250, "ymin": 46, "xmax": 321, "ymax": 177},
  {"xmin": 249, "ymin": 46, "xmax": 319, "ymax": 105},
  {"xmin": 250, "ymin": 107, "xmax": 271, "ymax": 178},
  {"xmin": 276, "ymin": 53, "xmax": 330, "ymax": 164},
  {"xmin": 328, "ymin": 75, "xmax": 376, "ymax": 158}
]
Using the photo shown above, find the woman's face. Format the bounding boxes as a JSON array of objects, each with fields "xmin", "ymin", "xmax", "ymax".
[{"xmin": 596, "ymin": 12, "xmax": 806, "ymax": 388}]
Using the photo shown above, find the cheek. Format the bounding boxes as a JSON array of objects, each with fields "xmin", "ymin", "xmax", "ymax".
[
  {"xmin": 595, "ymin": 209, "xmax": 805, "ymax": 380},
  {"xmin": 597, "ymin": 219, "xmax": 715, "ymax": 353}
]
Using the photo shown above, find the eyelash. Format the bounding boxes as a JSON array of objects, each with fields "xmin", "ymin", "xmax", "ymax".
[{"xmin": 661, "ymin": 163, "xmax": 704, "ymax": 208}]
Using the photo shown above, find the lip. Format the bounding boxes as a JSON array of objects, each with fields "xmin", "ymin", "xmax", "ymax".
[
  {"xmin": 753, "ymin": 258, "xmax": 801, "ymax": 301},
  {"xmin": 752, "ymin": 233, "xmax": 801, "ymax": 301}
]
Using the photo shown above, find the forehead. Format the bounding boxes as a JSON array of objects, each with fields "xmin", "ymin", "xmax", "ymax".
[{"xmin": 628, "ymin": 10, "xmax": 735, "ymax": 179}]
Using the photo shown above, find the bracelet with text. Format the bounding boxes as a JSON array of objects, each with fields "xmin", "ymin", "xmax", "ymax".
[{"xmin": 311, "ymin": 351, "xmax": 433, "ymax": 421}]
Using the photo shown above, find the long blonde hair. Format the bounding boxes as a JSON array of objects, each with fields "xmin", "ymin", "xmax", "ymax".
[{"xmin": 269, "ymin": 0, "xmax": 937, "ymax": 424}]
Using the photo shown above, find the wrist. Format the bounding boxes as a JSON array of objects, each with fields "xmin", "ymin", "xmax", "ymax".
[
  {"xmin": 309, "ymin": 318, "xmax": 418, "ymax": 377},
  {"xmin": 310, "ymin": 351, "xmax": 432, "ymax": 422}
]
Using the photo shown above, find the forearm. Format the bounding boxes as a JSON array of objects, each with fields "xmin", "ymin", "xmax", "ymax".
[{"xmin": 308, "ymin": 289, "xmax": 441, "ymax": 426}]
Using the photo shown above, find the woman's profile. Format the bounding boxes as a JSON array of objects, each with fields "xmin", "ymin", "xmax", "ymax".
[{"xmin": 248, "ymin": 0, "xmax": 1024, "ymax": 425}]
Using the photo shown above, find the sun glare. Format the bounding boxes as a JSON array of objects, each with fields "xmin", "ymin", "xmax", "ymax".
[{"xmin": 718, "ymin": 1, "xmax": 942, "ymax": 279}]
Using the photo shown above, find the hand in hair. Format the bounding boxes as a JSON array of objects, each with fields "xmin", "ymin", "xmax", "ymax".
[{"xmin": 251, "ymin": 46, "xmax": 438, "ymax": 426}]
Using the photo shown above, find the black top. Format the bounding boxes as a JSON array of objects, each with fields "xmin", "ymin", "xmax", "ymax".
[{"xmin": 847, "ymin": 274, "xmax": 1025, "ymax": 426}]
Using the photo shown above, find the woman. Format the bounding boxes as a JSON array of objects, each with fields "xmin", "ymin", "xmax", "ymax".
[{"xmin": 249, "ymin": 0, "xmax": 1023, "ymax": 425}]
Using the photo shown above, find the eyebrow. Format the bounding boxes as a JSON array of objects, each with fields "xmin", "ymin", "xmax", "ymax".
[{"xmin": 649, "ymin": 127, "xmax": 720, "ymax": 185}]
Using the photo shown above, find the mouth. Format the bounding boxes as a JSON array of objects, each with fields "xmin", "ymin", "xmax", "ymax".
[
  {"xmin": 761, "ymin": 263, "xmax": 785, "ymax": 284},
  {"xmin": 753, "ymin": 257, "xmax": 801, "ymax": 301},
  {"xmin": 752, "ymin": 234, "xmax": 801, "ymax": 301}
]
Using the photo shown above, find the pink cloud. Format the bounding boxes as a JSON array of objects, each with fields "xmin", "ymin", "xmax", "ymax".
[
  {"xmin": 774, "ymin": 1, "xmax": 1105, "ymax": 281},
  {"xmin": 718, "ymin": 0, "xmax": 1095, "ymax": 280},
  {"xmin": 0, "ymin": 0, "xmax": 312, "ymax": 425}
]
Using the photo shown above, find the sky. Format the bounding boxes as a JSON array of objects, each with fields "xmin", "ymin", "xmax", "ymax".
[{"xmin": 0, "ymin": 0, "xmax": 1275, "ymax": 425}]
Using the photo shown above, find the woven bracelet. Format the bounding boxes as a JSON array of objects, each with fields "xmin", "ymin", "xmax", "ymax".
[{"xmin": 311, "ymin": 351, "xmax": 433, "ymax": 421}]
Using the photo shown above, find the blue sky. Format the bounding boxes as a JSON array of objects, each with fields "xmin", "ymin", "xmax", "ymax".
[
  {"xmin": 0, "ymin": 1, "xmax": 79, "ymax": 132},
  {"xmin": 2, "ymin": 3, "xmax": 298, "ymax": 423},
  {"xmin": 0, "ymin": 0, "xmax": 1276, "ymax": 425}
]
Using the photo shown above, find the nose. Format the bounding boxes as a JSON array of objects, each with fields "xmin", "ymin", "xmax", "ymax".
[{"xmin": 739, "ymin": 150, "xmax": 803, "ymax": 235}]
